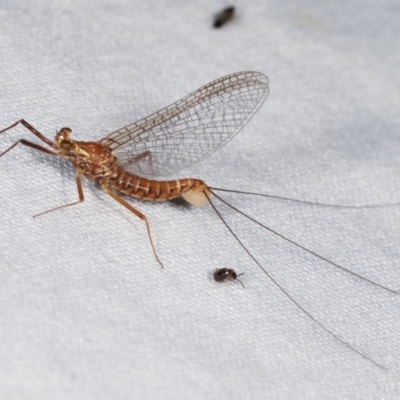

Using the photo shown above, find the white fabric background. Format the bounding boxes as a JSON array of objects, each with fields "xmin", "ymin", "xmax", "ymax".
[{"xmin": 1, "ymin": 0, "xmax": 400, "ymax": 398}]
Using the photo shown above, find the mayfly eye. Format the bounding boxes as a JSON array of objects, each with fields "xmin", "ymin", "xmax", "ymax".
[{"xmin": 59, "ymin": 127, "xmax": 72, "ymax": 134}]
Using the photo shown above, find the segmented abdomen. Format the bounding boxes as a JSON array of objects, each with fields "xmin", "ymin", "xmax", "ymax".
[{"xmin": 110, "ymin": 169, "xmax": 205, "ymax": 201}]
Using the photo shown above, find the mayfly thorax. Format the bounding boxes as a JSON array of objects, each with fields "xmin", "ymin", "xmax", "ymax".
[{"xmin": 1, "ymin": 71, "xmax": 399, "ymax": 370}]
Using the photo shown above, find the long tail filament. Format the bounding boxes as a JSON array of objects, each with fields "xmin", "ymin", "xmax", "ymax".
[{"xmin": 206, "ymin": 189, "xmax": 391, "ymax": 370}]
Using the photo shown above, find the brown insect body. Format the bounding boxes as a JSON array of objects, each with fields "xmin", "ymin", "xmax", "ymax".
[
  {"xmin": 57, "ymin": 128, "xmax": 209, "ymax": 206},
  {"xmin": 111, "ymin": 171, "xmax": 207, "ymax": 205}
]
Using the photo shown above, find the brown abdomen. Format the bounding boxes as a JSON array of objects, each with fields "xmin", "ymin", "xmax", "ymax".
[{"xmin": 110, "ymin": 170, "xmax": 206, "ymax": 202}]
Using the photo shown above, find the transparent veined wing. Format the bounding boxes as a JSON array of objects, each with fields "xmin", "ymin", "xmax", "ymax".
[{"xmin": 100, "ymin": 71, "xmax": 269, "ymax": 177}]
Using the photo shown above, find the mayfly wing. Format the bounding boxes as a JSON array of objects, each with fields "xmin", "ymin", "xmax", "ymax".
[{"xmin": 99, "ymin": 71, "xmax": 269, "ymax": 178}]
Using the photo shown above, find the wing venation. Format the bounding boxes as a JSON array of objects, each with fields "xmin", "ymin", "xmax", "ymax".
[{"xmin": 100, "ymin": 71, "xmax": 269, "ymax": 177}]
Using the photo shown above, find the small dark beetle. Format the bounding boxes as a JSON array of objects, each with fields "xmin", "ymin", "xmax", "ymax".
[
  {"xmin": 214, "ymin": 268, "xmax": 245, "ymax": 288},
  {"xmin": 213, "ymin": 6, "xmax": 235, "ymax": 28}
]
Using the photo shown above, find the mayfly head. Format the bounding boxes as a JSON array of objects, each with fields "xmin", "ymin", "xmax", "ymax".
[
  {"xmin": 55, "ymin": 127, "xmax": 80, "ymax": 155},
  {"xmin": 55, "ymin": 127, "xmax": 114, "ymax": 166}
]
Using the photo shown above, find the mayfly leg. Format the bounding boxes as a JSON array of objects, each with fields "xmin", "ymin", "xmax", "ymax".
[
  {"xmin": 0, "ymin": 139, "xmax": 58, "ymax": 158},
  {"xmin": 102, "ymin": 186, "xmax": 164, "ymax": 268},
  {"xmin": 204, "ymin": 191, "xmax": 388, "ymax": 370},
  {"xmin": 33, "ymin": 172, "xmax": 85, "ymax": 218},
  {"xmin": 0, "ymin": 120, "xmax": 87, "ymax": 217},
  {"xmin": 0, "ymin": 119, "xmax": 57, "ymax": 156}
]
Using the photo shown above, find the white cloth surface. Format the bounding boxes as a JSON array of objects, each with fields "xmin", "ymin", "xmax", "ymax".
[{"xmin": 1, "ymin": 0, "xmax": 400, "ymax": 399}]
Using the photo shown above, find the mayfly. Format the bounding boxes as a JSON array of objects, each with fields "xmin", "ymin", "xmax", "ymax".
[
  {"xmin": 0, "ymin": 71, "xmax": 398, "ymax": 370},
  {"xmin": 214, "ymin": 268, "xmax": 245, "ymax": 288}
]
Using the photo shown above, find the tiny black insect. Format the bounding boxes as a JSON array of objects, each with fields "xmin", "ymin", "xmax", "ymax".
[
  {"xmin": 214, "ymin": 268, "xmax": 245, "ymax": 288},
  {"xmin": 213, "ymin": 6, "xmax": 235, "ymax": 28}
]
